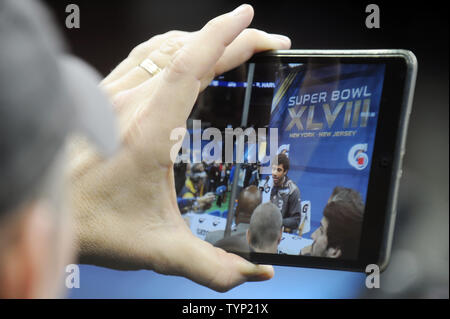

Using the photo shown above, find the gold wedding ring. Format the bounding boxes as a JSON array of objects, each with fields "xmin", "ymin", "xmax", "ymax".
[{"xmin": 139, "ymin": 58, "xmax": 161, "ymax": 77}]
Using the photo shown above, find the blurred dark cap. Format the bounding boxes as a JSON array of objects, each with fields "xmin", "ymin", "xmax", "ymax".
[
  {"xmin": 0, "ymin": 0, "xmax": 118, "ymax": 215},
  {"xmin": 191, "ymin": 163, "xmax": 205, "ymax": 174}
]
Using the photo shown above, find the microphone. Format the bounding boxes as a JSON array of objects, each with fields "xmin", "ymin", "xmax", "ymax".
[{"xmin": 259, "ymin": 175, "xmax": 270, "ymax": 193}]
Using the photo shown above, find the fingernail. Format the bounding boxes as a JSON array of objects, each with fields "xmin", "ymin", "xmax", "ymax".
[
  {"xmin": 271, "ymin": 34, "xmax": 291, "ymax": 44},
  {"xmin": 257, "ymin": 265, "xmax": 275, "ymax": 279},
  {"xmin": 232, "ymin": 4, "xmax": 250, "ymax": 16}
]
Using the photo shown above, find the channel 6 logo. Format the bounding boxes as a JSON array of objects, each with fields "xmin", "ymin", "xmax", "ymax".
[{"xmin": 348, "ymin": 144, "xmax": 369, "ymax": 170}]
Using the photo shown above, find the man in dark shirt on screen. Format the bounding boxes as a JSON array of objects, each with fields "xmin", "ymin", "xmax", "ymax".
[{"xmin": 270, "ymin": 153, "xmax": 301, "ymax": 232}]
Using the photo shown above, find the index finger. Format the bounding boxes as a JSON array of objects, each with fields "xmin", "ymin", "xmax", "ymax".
[
  {"xmin": 163, "ymin": 4, "xmax": 254, "ymax": 85},
  {"xmin": 131, "ymin": 5, "xmax": 255, "ymax": 158}
]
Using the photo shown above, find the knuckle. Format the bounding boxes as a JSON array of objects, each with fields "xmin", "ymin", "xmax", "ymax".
[
  {"xmin": 160, "ymin": 37, "xmax": 184, "ymax": 55},
  {"xmin": 129, "ymin": 43, "xmax": 145, "ymax": 57},
  {"xmin": 151, "ymin": 34, "xmax": 164, "ymax": 42},
  {"xmin": 111, "ymin": 90, "xmax": 130, "ymax": 109},
  {"xmin": 243, "ymin": 28, "xmax": 267, "ymax": 43},
  {"xmin": 129, "ymin": 39, "xmax": 155, "ymax": 58},
  {"xmin": 164, "ymin": 30, "xmax": 185, "ymax": 38},
  {"xmin": 205, "ymin": 17, "xmax": 223, "ymax": 33},
  {"xmin": 130, "ymin": 35, "xmax": 163, "ymax": 57},
  {"xmin": 242, "ymin": 28, "xmax": 257, "ymax": 38},
  {"xmin": 166, "ymin": 48, "xmax": 191, "ymax": 78}
]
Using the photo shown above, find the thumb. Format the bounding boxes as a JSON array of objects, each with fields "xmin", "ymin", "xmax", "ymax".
[{"xmin": 237, "ymin": 257, "xmax": 275, "ymax": 282}]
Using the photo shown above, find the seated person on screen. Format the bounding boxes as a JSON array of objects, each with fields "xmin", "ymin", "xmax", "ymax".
[
  {"xmin": 327, "ymin": 186, "xmax": 364, "ymax": 212},
  {"xmin": 301, "ymin": 186, "xmax": 364, "ymax": 256},
  {"xmin": 216, "ymin": 202, "xmax": 283, "ymax": 254},
  {"xmin": 270, "ymin": 153, "xmax": 301, "ymax": 232},
  {"xmin": 205, "ymin": 185, "xmax": 262, "ymax": 245},
  {"xmin": 301, "ymin": 199, "xmax": 363, "ymax": 259},
  {"xmin": 179, "ymin": 163, "xmax": 215, "ymax": 212}
]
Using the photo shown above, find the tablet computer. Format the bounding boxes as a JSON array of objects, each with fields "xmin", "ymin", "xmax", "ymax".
[{"xmin": 175, "ymin": 50, "xmax": 417, "ymax": 272}]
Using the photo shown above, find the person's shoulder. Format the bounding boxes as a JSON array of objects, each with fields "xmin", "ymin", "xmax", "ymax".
[
  {"xmin": 204, "ymin": 230, "xmax": 225, "ymax": 245},
  {"xmin": 235, "ymin": 223, "xmax": 249, "ymax": 233},
  {"xmin": 180, "ymin": 185, "xmax": 194, "ymax": 198},
  {"xmin": 285, "ymin": 177, "xmax": 300, "ymax": 195},
  {"xmin": 215, "ymin": 232, "xmax": 249, "ymax": 253}
]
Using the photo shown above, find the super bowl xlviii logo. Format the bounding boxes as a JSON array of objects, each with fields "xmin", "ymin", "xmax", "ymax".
[{"xmin": 348, "ymin": 144, "xmax": 369, "ymax": 170}]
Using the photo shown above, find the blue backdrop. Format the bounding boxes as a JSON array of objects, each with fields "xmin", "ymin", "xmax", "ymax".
[{"xmin": 263, "ymin": 63, "xmax": 385, "ymax": 234}]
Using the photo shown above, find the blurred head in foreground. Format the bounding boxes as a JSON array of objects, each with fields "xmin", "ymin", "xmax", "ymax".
[
  {"xmin": 235, "ymin": 185, "xmax": 262, "ymax": 224},
  {"xmin": 247, "ymin": 202, "xmax": 283, "ymax": 253},
  {"xmin": 0, "ymin": 0, "xmax": 116, "ymax": 298}
]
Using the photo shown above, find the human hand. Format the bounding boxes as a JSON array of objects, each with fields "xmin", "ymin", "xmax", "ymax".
[
  {"xmin": 197, "ymin": 193, "xmax": 216, "ymax": 211},
  {"xmin": 198, "ymin": 193, "xmax": 216, "ymax": 205},
  {"xmin": 70, "ymin": 4, "xmax": 291, "ymax": 292}
]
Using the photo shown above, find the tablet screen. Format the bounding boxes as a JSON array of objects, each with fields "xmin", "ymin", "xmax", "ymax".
[{"xmin": 175, "ymin": 61, "xmax": 386, "ymax": 261}]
